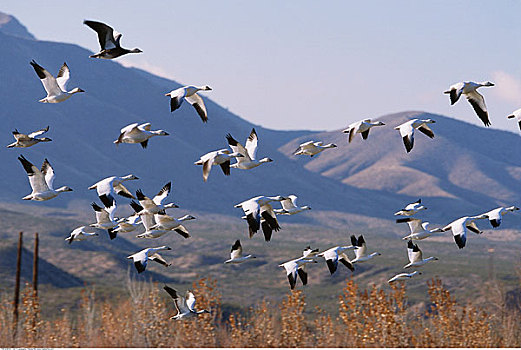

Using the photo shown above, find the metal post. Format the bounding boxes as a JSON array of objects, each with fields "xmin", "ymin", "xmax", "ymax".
[{"xmin": 13, "ymin": 231, "xmax": 23, "ymax": 341}]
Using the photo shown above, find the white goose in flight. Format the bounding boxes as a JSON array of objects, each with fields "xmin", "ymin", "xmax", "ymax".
[
  {"xmin": 274, "ymin": 195, "xmax": 311, "ymax": 215},
  {"xmin": 437, "ymin": 214, "xmax": 489, "ymax": 249},
  {"xmin": 194, "ymin": 149, "xmax": 244, "ymax": 182},
  {"xmin": 317, "ymin": 245, "xmax": 355, "ymax": 275},
  {"xmin": 507, "ymin": 108, "xmax": 521, "ymax": 131},
  {"xmin": 342, "ymin": 119, "xmax": 385, "ymax": 143},
  {"xmin": 65, "ymin": 226, "xmax": 99, "ymax": 244},
  {"xmin": 127, "ymin": 246, "xmax": 172, "ymax": 273},
  {"xmin": 30, "ymin": 60, "xmax": 84, "ymax": 103},
  {"xmin": 235, "ymin": 195, "xmax": 286, "ymax": 240},
  {"xmin": 388, "ymin": 271, "xmax": 421, "ymax": 284},
  {"xmin": 114, "ymin": 123, "xmax": 169, "ymax": 149},
  {"xmin": 396, "ymin": 217, "xmax": 442, "ymax": 240},
  {"xmin": 293, "ymin": 141, "xmax": 337, "ymax": 157},
  {"xmin": 350, "ymin": 234, "xmax": 381, "ymax": 263},
  {"xmin": 88, "ymin": 174, "xmax": 139, "ymax": 211},
  {"xmin": 89, "ymin": 202, "xmax": 118, "ymax": 240},
  {"xmin": 444, "ymin": 81, "xmax": 494, "ymax": 127},
  {"xmin": 226, "ymin": 129, "xmax": 273, "ymax": 170},
  {"xmin": 279, "ymin": 257, "xmax": 317, "ymax": 290},
  {"xmin": 394, "ymin": 199, "xmax": 427, "ymax": 216},
  {"xmin": 394, "ymin": 119, "xmax": 436, "ymax": 153},
  {"xmin": 404, "ymin": 241, "xmax": 438, "ymax": 269},
  {"xmin": 135, "ymin": 183, "xmax": 178, "ymax": 215},
  {"xmin": 163, "ymin": 285, "xmax": 210, "ymax": 319},
  {"xmin": 224, "ymin": 240, "xmax": 256, "ymax": 264},
  {"xmin": 479, "ymin": 206, "xmax": 519, "ymax": 228},
  {"xmin": 83, "ymin": 20, "xmax": 142, "ymax": 59},
  {"xmin": 129, "ymin": 201, "xmax": 168, "ymax": 238},
  {"xmin": 113, "ymin": 214, "xmax": 142, "ymax": 234},
  {"xmin": 7, "ymin": 126, "xmax": 51, "ymax": 148},
  {"xmin": 18, "ymin": 155, "xmax": 73, "ymax": 201},
  {"xmin": 148, "ymin": 211, "xmax": 195, "ymax": 239},
  {"xmin": 165, "ymin": 85, "xmax": 212, "ymax": 123}
]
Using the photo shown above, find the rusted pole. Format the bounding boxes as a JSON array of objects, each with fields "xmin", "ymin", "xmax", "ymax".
[
  {"xmin": 13, "ymin": 231, "xmax": 23, "ymax": 341},
  {"xmin": 32, "ymin": 232, "xmax": 39, "ymax": 296}
]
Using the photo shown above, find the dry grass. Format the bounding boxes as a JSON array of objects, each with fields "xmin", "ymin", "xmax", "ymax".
[{"xmin": 0, "ymin": 277, "xmax": 519, "ymax": 348}]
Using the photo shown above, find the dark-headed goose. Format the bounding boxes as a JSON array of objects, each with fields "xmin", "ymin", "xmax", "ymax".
[
  {"xmin": 163, "ymin": 285, "xmax": 210, "ymax": 320},
  {"xmin": 127, "ymin": 246, "xmax": 172, "ymax": 273},
  {"xmin": 388, "ymin": 271, "xmax": 421, "ymax": 284},
  {"xmin": 396, "ymin": 217, "xmax": 442, "ymax": 240},
  {"xmin": 274, "ymin": 195, "xmax": 311, "ymax": 215},
  {"xmin": 394, "ymin": 199, "xmax": 427, "ymax": 216},
  {"xmin": 350, "ymin": 235, "xmax": 381, "ymax": 263},
  {"xmin": 7, "ymin": 126, "xmax": 51, "ymax": 148},
  {"xmin": 444, "ymin": 81, "xmax": 494, "ymax": 126},
  {"xmin": 293, "ymin": 141, "xmax": 337, "ymax": 157},
  {"xmin": 226, "ymin": 129, "xmax": 273, "ymax": 170},
  {"xmin": 404, "ymin": 241, "xmax": 438, "ymax": 268},
  {"xmin": 437, "ymin": 214, "xmax": 489, "ymax": 249},
  {"xmin": 65, "ymin": 226, "xmax": 99, "ymax": 244},
  {"xmin": 114, "ymin": 123, "xmax": 169, "ymax": 149},
  {"xmin": 165, "ymin": 85, "xmax": 212, "ymax": 123},
  {"xmin": 224, "ymin": 240, "xmax": 256, "ymax": 264},
  {"xmin": 89, "ymin": 202, "xmax": 118, "ymax": 240},
  {"xmin": 194, "ymin": 149, "xmax": 244, "ymax": 182},
  {"xmin": 18, "ymin": 155, "xmax": 73, "ymax": 201},
  {"xmin": 235, "ymin": 195, "xmax": 286, "ymax": 240},
  {"xmin": 317, "ymin": 245, "xmax": 355, "ymax": 274},
  {"xmin": 480, "ymin": 206, "xmax": 519, "ymax": 228},
  {"xmin": 279, "ymin": 257, "xmax": 317, "ymax": 290},
  {"xmin": 83, "ymin": 20, "xmax": 142, "ymax": 59},
  {"xmin": 135, "ymin": 183, "xmax": 178, "ymax": 214},
  {"xmin": 507, "ymin": 108, "xmax": 521, "ymax": 131},
  {"xmin": 342, "ymin": 119, "xmax": 385, "ymax": 143},
  {"xmin": 394, "ymin": 119, "xmax": 436, "ymax": 153},
  {"xmin": 30, "ymin": 60, "xmax": 84, "ymax": 103}
]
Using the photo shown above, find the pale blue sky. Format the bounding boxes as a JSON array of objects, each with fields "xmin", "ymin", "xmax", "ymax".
[{"xmin": 3, "ymin": 1, "xmax": 521, "ymax": 132}]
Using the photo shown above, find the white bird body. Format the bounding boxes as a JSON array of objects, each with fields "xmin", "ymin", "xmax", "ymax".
[
  {"xmin": 165, "ymin": 85, "xmax": 212, "ymax": 123},
  {"xmin": 234, "ymin": 195, "xmax": 286, "ymax": 240},
  {"xmin": 194, "ymin": 149, "xmax": 244, "ymax": 182},
  {"xmin": 507, "ymin": 108, "xmax": 521, "ymax": 131},
  {"xmin": 394, "ymin": 199, "xmax": 427, "ymax": 216},
  {"xmin": 113, "ymin": 214, "xmax": 142, "ymax": 234},
  {"xmin": 444, "ymin": 81, "xmax": 494, "ymax": 127},
  {"xmin": 226, "ymin": 129, "xmax": 273, "ymax": 170},
  {"xmin": 134, "ymin": 183, "xmax": 177, "ymax": 215},
  {"xmin": 342, "ymin": 119, "xmax": 385, "ymax": 143},
  {"xmin": 350, "ymin": 234, "xmax": 381, "ymax": 263},
  {"xmin": 30, "ymin": 60, "xmax": 84, "ymax": 103},
  {"xmin": 7, "ymin": 126, "xmax": 51, "ymax": 148},
  {"xmin": 114, "ymin": 123, "xmax": 169, "ymax": 149},
  {"xmin": 88, "ymin": 174, "xmax": 139, "ymax": 210},
  {"xmin": 148, "ymin": 212, "xmax": 195, "ymax": 238},
  {"xmin": 388, "ymin": 271, "xmax": 421, "ymax": 283},
  {"xmin": 274, "ymin": 195, "xmax": 311, "ymax": 215},
  {"xmin": 404, "ymin": 241, "xmax": 438, "ymax": 268},
  {"xmin": 18, "ymin": 155, "xmax": 73, "ymax": 201},
  {"xmin": 439, "ymin": 214, "xmax": 489, "ymax": 249},
  {"xmin": 394, "ymin": 119, "xmax": 436, "ymax": 153},
  {"xmin": 317, "ymin": 245, "xmax": 355, "ymax": 274},
  {"xmin": 279, "ymin": 257, "xmax": 317, "ymax": 289},
  {"xmin": 163, "ymin": 285, "xmax": 209, "ymax": 320},
  {"xmin": 480, "ymin": 206, "xmax": 519, "ymax": 228},
  {"xmin": 127, "ymin": 246, "xmax": 172, "ymax": 273},
  {"xmin": 89, "ymin": 202, "xmax": 118, "ymax": 239},
  {"xmin": 65, "ymin": 226, "xmax": 99, "ymax": 244},
  {"xmin": 396, "ymin": 217, "xmax": 442, "ymax": 240},
  {"xmin": 293, "ymin": 141, "xmax": 337, "ymax": 157},
  {"xmin": 224, "ymin": 239, "xmax": 256, "ymax": 264}
]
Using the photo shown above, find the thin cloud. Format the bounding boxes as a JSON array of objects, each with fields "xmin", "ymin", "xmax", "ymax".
[{"xmin": 490, "ymin": 71, "xmax": 521, "ymax": 104}]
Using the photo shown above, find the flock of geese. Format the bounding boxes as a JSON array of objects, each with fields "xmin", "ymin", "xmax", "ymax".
[{"xmin": 9, "ymin": 19, "xmax": 521, "ymax": 319}]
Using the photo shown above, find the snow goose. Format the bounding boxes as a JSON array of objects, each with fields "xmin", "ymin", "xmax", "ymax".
[
  {"xmin": 342, "ymin": 119, "xmax": 385, "ymax": 143},
  {"xmin": 194, "ymin": 149, "xmax": 244, "ymax": 182},
  {"xmin": 226, "ymin": 129, "xmax": 273, "ymax": 170},
  {"xmin": 394, "ymin": 119, "xmax": 436, "ymax": 153},
  {"xmin": 404, "ymin": 241, "xmax": 438, "ymax": 268},
  {"xmin": 507, "ymin": 108, "xmax": 521, "ymax": 131},
  {"xmin": 88, "ymin": 174, "xmax": 139, "ymax": 212},
  {"xmin": 114, "ymin": 123, "xmax": 169, "ymax": 149},
  {"xmin": 224, "ymin": 240, "xmax": 256, "ymax": 264},
  {"xmin": 127, "ymin": 246, "xmax": 172, "ymax": 273},
  {"xmin": 279, "ymin": 257, "xmax": 317, "ymax": 289},
  {"xmin": 30, "ymin": 60, "xmax": 84, "ymax": 103},
  {"xmin": 302, "ymin": 246, "xmax": 319, "ymax": 258},
  {"xmin": 444, "ymin": 81, "xmax": 494, "ymax": 126},
  {"xmin": 235, "ymin": 195, "xmax": 286, "ymax": 240},
  {"xmin": 147, "ymin": 210, "xmax": 195, "ymax": 239},
  {"xmin": 350, "ymin": 235, "xmax": 381, "ymax": 263},
  {"xmin": 293, "ymin": 141, "xmax": 337, "ymax": 157},
  {"xmin": 7, "ymin": 126, "xmax": 51, "ymax": 148},
  {"xmin": 135, "ymin": 182, "xmax": 178, "ymax": 214},
  {"xmin": 65, "ymin": 226, "xmax": 99, "ymax": 244},
  {"xmin": 394, "ymin": 199, "xmax": 427, "ymax": 216},
  {"xmin": 388, "ymin": 271, "xmax": 421, "ymax": 284},
  {"xmin": 18, "ymin": 155, "xmax": 73, "ymax": 201},
  {"xmin": 83, "ymin": 20, "xmax": 142, "ymax": 59},
  {"xmin": 129, "ymin": 200, "xmax": 168, "ymax": 238},
  {"xmin": 317, "ymin": 245, "xmax": 355, "ymax": 274},
  {"xmin": 273, "ymin": 195, "xmax": 311, "ymax": 215},
  {"xmin": 396, "ymin": 217, "xmax": 442, "ymax": 240},
  {"xmin": 89, "ymin": 202, "xmax": 118, "ymax": 240},
  {"xmin": 165, "ymin": 85, "xmax": 212, "ymax": 123},
  {"xmin": 113, "ymin": 214, "xmax": 142, "ymax": 234},
  {"xmin": 163, "ymin": 285, "xmax": 210, "ymax": 319},
  {"xmin": 480, "ymin": 206, "xmax": 519, "ymax": 228},
  {"xmin": 437, "ymin": 214, "xmax": 489, "ymax": 249}
]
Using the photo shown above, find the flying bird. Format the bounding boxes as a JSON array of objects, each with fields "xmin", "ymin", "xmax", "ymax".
[
  {"xmin": 444, "ymin": 81, "xmax": 494, "ymax": 127},
  {"xmin": 388, "ymin": 271, "xmax": 421, "ymax": 284},
  {"xmin": 165, "ymin": 85, "xmax": 212, "ymax": 123},
  {"xmin": 394, "ymin": 119, "xmax": 436, "ymax": 153},
  {"xmin": 507, "ymin": 108, "xmax": 521, "ymax": 131},
  {"xmin": 89, "ymin": 202, "xmax": 118, "ymax": 240},
  {"xmin": 83, "ymin": 20, "xmax": 142, "ymax": 59},
  {"xmin": 194, "ymin": 149, "xmax": 244, "ymax": 182},
  {"xmin": 134, "ymin": 183, "xmax": 178, "ymax": 215},
  {"xmin": 350, "ymin": 235, "xmax": 381, "ymax": 263},
  {"xmin": 437, "ymin": 215, "xmax": 489, "ymax": 249},
  {"xmin": 224, "ymin": 240, "xmax": 256, "ymax": 264},
  {"xmin": 317, "ymin": 245, "xmax": 355, "ymax": 275},
  {"xmin": 114, "ymin": 123, "xmax": 169, "ymax": 149},
  {"xmin": 7, "ymin": 126, "xmax": 51, "ymax": 148},
  {"xmin": 88, "ymin": 175, "xmax": 139, "ymax": 212},
  {"xmin": 18, "ymin": 155, "xmax": 73, "ymax": 201},
  {"xmin": 404, "ymin": 241, "xmax": 438, "ymax": 269},
  {"xmin": 226, "ymin": 129, "xmax": 273, "ymax": 170},
  {"xmin": 342, "ymin": 119, "xmax": 385, "ymax": 143},
  {"xmin": 30, "ymin": 60, "xmax": 84, "ymax": 103},
  {"xmin": 163, "ymin": 285, "xmax": 210, "ymax": 319},
  {"xmin": 65, "ymin": 226, "xmax": 99, "ymax": 244},
  {"xmin": 396, "ymin": 217, "xmax": 442, "ymax": 240},
  {"xmin": 235, "ymin": 195, "xmax": 286, "ymax": 241},
  {"xmin": 394, "ymin": 199, "xmax": 427, "ymax": 216},
  {"xmin": 146, "ymin": 211, "xmax": 196, "ymax": 239},
  {"xmin": 479, "ymin": 206, "xmax": 519, "ymax": 228},
  {"xmin": 273, "ymin": 195, "xmax": 311, "ymax": 215},
  {"xmin": 127, "ymin": 246, "xmax": 172, "ymax": 273},
  {"xmin": 279, "ymin": 257, "xmax": 317, "ymax": 289},
  {"xmin": 293, "ymin": 141, "xmax": 337, "ymax": 157}
]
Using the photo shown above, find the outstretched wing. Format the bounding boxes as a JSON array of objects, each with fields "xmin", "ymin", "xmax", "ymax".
[
  {"xmin": 56, "ymin": 62, "xmax": 70, "ymax": 91},
  {"xmin": 28, "ymin": 126, "xmax": 50, "ymax": 139},
  {"xmin": 185, "ymin": 92, "xmax": 208, "ymax": 123},
  {"xmin": 245, "ymin": 128, "xmax": 258, "ymax": 160},
  {"xmin": 40, "ymin": 158, "xmax": 55, "ymax": 189},
  {"xmin": 83, "ymin": 20, "xmax": 118, "ymax": 50},
  {"xmin": 18, "ymin": 155, "xmax": 49, "ymax": 193},
  {"xmin": 30, "ymin": 60, "xmax": 62, "ymax": 95}
]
